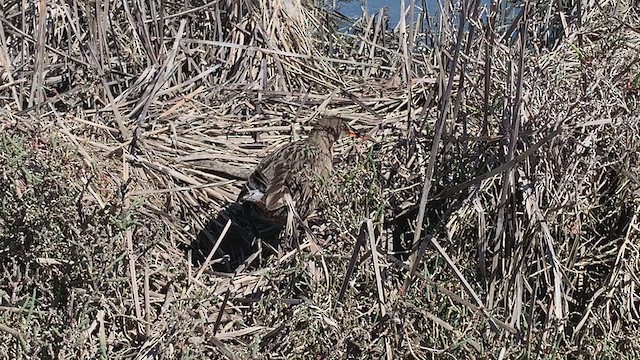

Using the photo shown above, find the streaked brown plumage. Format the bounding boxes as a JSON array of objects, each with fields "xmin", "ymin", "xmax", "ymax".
[{"xmin": 238, "ymin": 117, "xmax": 353, "ymax": 225}]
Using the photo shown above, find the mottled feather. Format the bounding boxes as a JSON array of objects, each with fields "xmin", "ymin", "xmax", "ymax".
[{"xmin": 238, "ymin": 117, "xmax": 348, "ymax": 223}]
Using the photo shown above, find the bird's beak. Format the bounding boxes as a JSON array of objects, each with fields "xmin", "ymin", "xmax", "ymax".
[
  {"xmin": 344, "ymin": 123, "xmax": 375, "ymax": 142},
  {"xmin": 341, "ymin": 122, "xmax": 359, "ymax": 138},
  {"xmin": 349, "ymin": 127, "xmax": 375, "ymax": 142}
]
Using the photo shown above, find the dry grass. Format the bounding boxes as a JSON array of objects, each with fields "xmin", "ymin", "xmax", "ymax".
[{"xmin": 1, "ymin": 0, "xmax": 639, "ymax": 358}]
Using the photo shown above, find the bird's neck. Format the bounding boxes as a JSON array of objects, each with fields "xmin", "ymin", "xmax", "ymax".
[{"xmin": 308, "ymin": 131, "xmax": 335, "ymax": 152}]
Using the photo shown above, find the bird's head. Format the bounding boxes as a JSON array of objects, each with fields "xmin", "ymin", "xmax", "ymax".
[{"xmin": 313, "ymin": 117, "xmax": 359, "ymax": 143}]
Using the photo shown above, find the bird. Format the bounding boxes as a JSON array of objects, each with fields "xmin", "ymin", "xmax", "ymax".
[
  {"xmin": 189, "ymin": 117, "xmax": 359, "ymax": 271},
  {"xmin": 238, "ymin": 117, "xmax": 358, "ymax": 230}
]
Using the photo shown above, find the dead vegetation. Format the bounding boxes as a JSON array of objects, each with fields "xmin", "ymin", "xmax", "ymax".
[{"xmin": 1, "ymin": 0, "xmax": 639, "ymax": 358}]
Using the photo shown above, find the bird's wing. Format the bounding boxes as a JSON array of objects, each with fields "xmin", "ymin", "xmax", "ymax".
[
  {"xmin": 239, "ymin": 141, "xmax": 331, "ymax": 220},
  {"xmin": 238, "ymin": 143, "xmax": 299, "ymax": 208},
  {"xmin": 263, "ymin": 145, "xmax": 329, "ymax": 218}
]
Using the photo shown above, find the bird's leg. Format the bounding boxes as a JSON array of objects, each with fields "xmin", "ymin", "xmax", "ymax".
[
  {"xmin": 284, "ymin": 196, "xmax": 317, "ymax": 252},
  {"xmin": 284, "ymin": 195, "xmax": 298, "ymax": 250},
  {"xmin": 300, "ymin": 219, "xmax": 321, "ymax": 254},
  {"xmin": 242, "ymin": 201, "xmax": 281, "ymax": 266},
  {"xmin": 283, "ymin": 211, "xmax": 295, "ymax": 247},
  {"xmin": 242, "ymin": 201, "xmax": 261, "ymax": 240},
  {"xmin": 256, "ymin": 236, "xmax": 264, "ymax": 267}
]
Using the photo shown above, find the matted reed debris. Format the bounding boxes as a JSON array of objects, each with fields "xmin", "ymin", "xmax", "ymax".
[{"xmin": 1, "ymin": 0, "xmax": 640, "ymax": 358}]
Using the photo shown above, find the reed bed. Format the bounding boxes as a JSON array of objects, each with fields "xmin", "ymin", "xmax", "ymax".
[{"xmin": 0, "ymin": 0, "xmax": 639, "ymax": 358}]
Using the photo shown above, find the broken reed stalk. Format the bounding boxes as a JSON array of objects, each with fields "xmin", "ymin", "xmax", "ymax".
[
  {"xmin": 366, "ymin": 219, "xmax": 392, "ymax": 360},
  {"xmin": 125, "ymin": 225, "xmax": 143, "ymax": 334},
  {"xmin": 213, "ymin": 288, "xmax": 232, "ymax": 336},
  {"xmin": 403, "ymin": 0, "xmax": 469, "ymax": 292},
  {"xmin": 191, "ymin": 219, "xmax": 232, "ymax": 289},
  {"xmin": 337, "ymin": 221, "xmax": 368, "ymax": 304}
]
